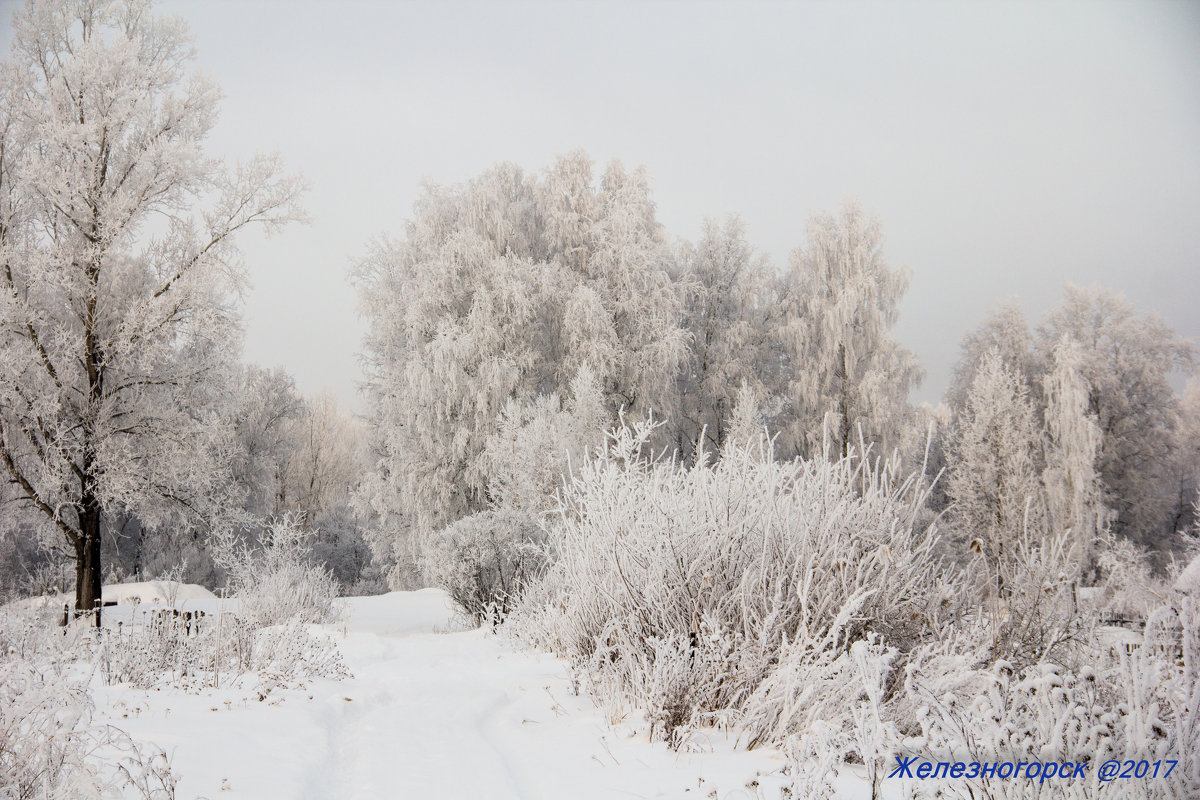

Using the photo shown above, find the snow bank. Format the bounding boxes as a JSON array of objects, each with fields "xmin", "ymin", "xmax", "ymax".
[
  {"xmin": 102, "ymin": 581, "xmax": 216, "ymax": 606},
  {"xmin": 6, "ymin": 580, "xmax": 216, "ymax": 612}
]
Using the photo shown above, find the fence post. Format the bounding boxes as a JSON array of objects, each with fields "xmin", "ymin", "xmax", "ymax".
[{"xmin": 213, "ymin": 588, "xmax": 224, "ymax": 689}]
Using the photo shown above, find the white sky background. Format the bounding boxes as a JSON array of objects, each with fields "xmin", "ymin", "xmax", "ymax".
[{"xmin": 2, "ymin": 0, "xmax": 1198, "ymax": 411}]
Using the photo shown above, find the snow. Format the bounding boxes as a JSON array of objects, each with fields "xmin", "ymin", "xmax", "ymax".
[
  {"xmin": 8, "ymin": 581, "xmax": 216, "ymax": 611},
  {"xmin": 102, "ymin": 581, "xmax": 217, "ymax": 606},
  {"xmin": 87, "ymin": 589, "xmax": 887, "ymax": 799},
  {"xmin": 1174, "ymin": 553, "xmax": 1200, "ymax": 595}
]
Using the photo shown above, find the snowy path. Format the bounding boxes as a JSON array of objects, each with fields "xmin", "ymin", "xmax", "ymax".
[{"xmin": 95, "ymin": 590, "xmax": 802, "ymax": 800}]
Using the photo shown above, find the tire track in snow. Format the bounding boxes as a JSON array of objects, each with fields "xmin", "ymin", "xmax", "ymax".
[{"xmin": 299, "ymin": 610, "xmax": 529, "ymax": 799}]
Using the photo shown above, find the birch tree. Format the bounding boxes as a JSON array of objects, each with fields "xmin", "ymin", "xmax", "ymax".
[
  {"xmin": 946, "ymin": 300, "xmax": 1039, "ymax": 419},
  {"xmin": 947, "ymin": 351, "xmax": 1044, "ymax": 577},
  {"xmin": 1037, "ymin": 285, "xmax": 1195, "ymax": 546},
  {"xmin": 354, "ymin": 167, "xmax": 561, "ymax": 558},
  {"xmin": 230, "ymin": 365, "xmax": 304, "ymax": 519},
  {"xmin": 280, "ymin": 391, "xmax": 364, "ymax": 523},
  {"xmin": 780, "ymin": 202, "xmax": 922, "ymax": 460},
  {"xmin": 1041, "ymin": 337, "xmax": 1106, "ymax": 574},
  {"xmin": 0, "ymin": 0, "xmax": 303, "ymax": 614},
  {"xmin": 674, "ymin": 216, "xmax": 779, "ymax": 461},
  {"xmin": 356, "ymin": 154, "xmax": 687, "ymax": 587}
]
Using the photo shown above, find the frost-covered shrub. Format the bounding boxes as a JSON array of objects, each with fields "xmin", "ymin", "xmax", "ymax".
[
  {"xmin": 97, "ymin": 600, "xmax": 349, "ymax": 693},
  {"xmin": 753, "ymin": 631, "xmax": 899, "ymax": 800},
  {"xmin": 99, "ymin": 610, "xmax": 212, "ymax": 689},
  {"xmin": 1096, "ymin": 533, "xmax": 1168, "ymax": 621},
  {"xmin": 220, "ymin": 515, "xmax": 342, "ymax": 629},
  {"xmin": 95, "ymin": 516, "xmax": 348, "ymax": 692},
  {"xmin": 894, "ymin": 591, "xmax": 1200, "ymax": 799},
  {"xmin": 421, "ymin": 509, "xmax": 546, "ymax": 623},
  {"xmin": 248, "ymin": 619, "xmax": 352, "ymax": 691},
  {"xmin": 0, "ymin": 660, "xmax": 95, "ymax": 798},
  {"xmin": 979, "ymin": 525, "xmax": 1088, "ymax": 666},
  {"xmin": 0, "ymin": 659, "xmax": 176, "ymax": 799},
  {"xmin": 509, "ymin": 418, "xmax": 959, "ymax": 742},
  {"xmin": 0, "ymin": 604, "xmax": 82, "ymax": 667}
]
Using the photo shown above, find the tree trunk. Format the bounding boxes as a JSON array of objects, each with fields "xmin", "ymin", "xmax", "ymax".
[
  {"xmin": 76, "ymin": 498, "xmax": 103, "ymax": 623},
  {"xmin": 73, "ymin": 537, "xmax": 85, "ymax": 610}
]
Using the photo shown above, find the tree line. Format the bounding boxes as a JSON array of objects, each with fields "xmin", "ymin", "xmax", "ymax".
[
  {"xmin": 354, "ymin": 153, "xmax": 1198, "ymax": 595},
  {"xmin": 0, "ymin": 0, "xmax": 1196, "ymax": 614}
]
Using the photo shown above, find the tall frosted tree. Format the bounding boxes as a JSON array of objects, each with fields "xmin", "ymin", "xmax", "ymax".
[
  {"xmin": 230, "ymin": 365, "xmax": 304, "ymax": 519},
  {"xmin": 1041, "ymin": 337, "xmax": 1105, "ymax": 574},
  {"xmin": 544, "ymin": 154, "xmax": 689, "ymax": 424},
  {"xmin": 673, "ymin": 217, "xmax": 779, "ymax": 461},
  {"xmin": 780, "ymin": 202, "xmax": 922, "ymax": 460},
  {"xmin": 0, "ymin": 0, "xmax": 303, "ymax": 613},
  {"xmin": 356, "ymin": 154, "xmax": 686, "ymax": 587},
  {"xmin": 947, "ymin": 351, "xmax": 1044, "ymax": 575},
  {"xmin": 280, "ymin": 391, "xmax": 364, "ymax": 523},
  {"xmin": 946, "ymin": 300, "xmax": 1039, "ymax": 419},
  {"xmin": 1170, "ymin": 377, "xmax": 1200, "ymax": 537},
  {"xmin": 1037, "ymin": 285, "xmax": 1195, "ymax": 546},
  {"xmin": 478, "ymin": 363, "xmax": 608, "ymax": 515}
]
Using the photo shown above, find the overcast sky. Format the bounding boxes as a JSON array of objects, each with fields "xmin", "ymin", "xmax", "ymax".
[{"xmin": 3, "ymin": 0, "xmax": 1198, "ymax": 411}]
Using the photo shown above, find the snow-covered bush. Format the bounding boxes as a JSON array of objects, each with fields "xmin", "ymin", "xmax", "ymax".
[
  {"xmin": 96, "ymin": 601, "xmax": 349, "ymax": 693},
  {"xmin": 94, "ymin": 517, "xmax": 348, "ymax": 692},
  {"xmin": 246, "ymin": 618, "xmax": 352, "ymax": 693},
  {"xmin": 754, "ymin": 631, "xmax": 899, "ymax": 800},
  {"xmin": 421, "ymin": 509, "xmax": 546, "ymax": 623},
  {"xmin": 98, "ymin": 610, "xmax": 211, "ymax": 690},
  {"xmin": 220, "ymin": 515, "xmax": 341, "ymax": 629},
  {"xmin": 0, "ymin": 604, "xmax": 80, "ymax": 667},
  {"xmin": 977, "ymin": 524, "xmax": 1088, "ymax": 666},
  {"xmin": 887, "ymin": 570, "xmax": 1200, "ymax": 800},
  {"xmin": 509, "ymin": 418, "xmax": 960, "ymax": 743},
  {"xmin": 0, "ymin": 659, "xmax": 176, "ymax": 799},
  {"xmin": 1096, "ymin": 532, "xmax": 1169, "ymax": 621}
]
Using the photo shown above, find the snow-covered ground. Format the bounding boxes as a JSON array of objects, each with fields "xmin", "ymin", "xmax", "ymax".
[
  {"xmin": 82, "ymin": 589, "xmax": 891, "ymax": 800},
  {"xmin": 12, "ymin": 581, "xmax": 216, "ymax": 612}
]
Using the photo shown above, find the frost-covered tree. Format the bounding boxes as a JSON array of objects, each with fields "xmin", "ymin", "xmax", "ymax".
[
  {"xmin": 558, "ymin": 157, "xmax": 689, "ymax": 424},
  {"xmin": 946, "ymin": 300, "xmax": 1039, "ymax": 419},
  {"xmin": 1041, "ymin": 337, "xmax": 1106, "ymax": 574},
  {"xmin": 355, "ymin": 153, "xmax": 687, "ymax": 587},
  {"xmin": 416, "ymin": 365, "xmax": 608, "ymax": 615},
  {"xmin": 280, "ymin": 391, "xmax": 363, "ymax": 522},
  {"xmin": 673, "ymin": 217, "xmax": 778, "ymax": 460},
  {"xmin": 1169, "ymin": 377, "xmax": 1200, "ymax": 537},
  {"xmin": 477, "ymin": 363, "xmax": 608, "ymax": 515},
  {"xmin": 1038, "ymin": 285, "xmax": 1195, "ymax": 547},
  {"xmin": 947, "ymin": 351, "xmax": 1044, "ymax": 579},
  {"xmin": 720, "ymin": 382, "xmax": 770, "ymax": 460},
  {"xmin": 0, "ymin": 0, "xmax": 303, "ymax": 613},
  {"xmin": 779, "ymin": 202, "xmax": 922, "ymax": 460},
  {"xmin": 230, "ymin": 365, "xmax": 304, "ymax": 518},
  {"xmin": 280, "ymin": 392, "xmax": 371, "ymax": 588},
  {"xmin": 354, "ymin": 170, "xmax": 562, "ymax": 569}
]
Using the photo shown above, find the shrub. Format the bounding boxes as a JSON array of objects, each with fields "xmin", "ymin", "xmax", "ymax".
[
  {"xmin": 897, "ymin": 599, "xmax": 1199, "ymax": 800},
  {"xmin": 95, "ymin": 515, "xmax": 349, "ymax": 693},
  {"xmin": 221, "ymin": 515, "xmax": 341, "ymax": 629},
  {"xmin": 0, "ymin": 659, "xmax": 176, "ymax": 799},
  {"xmin": 509, "ymin": 419, "xmax": 960, "ymax": 742},
  {"xmin": 421, "ymin": 509, "xmax": 546, "ymax": 623}
]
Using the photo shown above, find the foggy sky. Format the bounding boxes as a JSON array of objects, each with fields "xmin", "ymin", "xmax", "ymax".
[{"xmin": 3, "ymin": 0, "xmax": 1198, "ymax": 411}]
